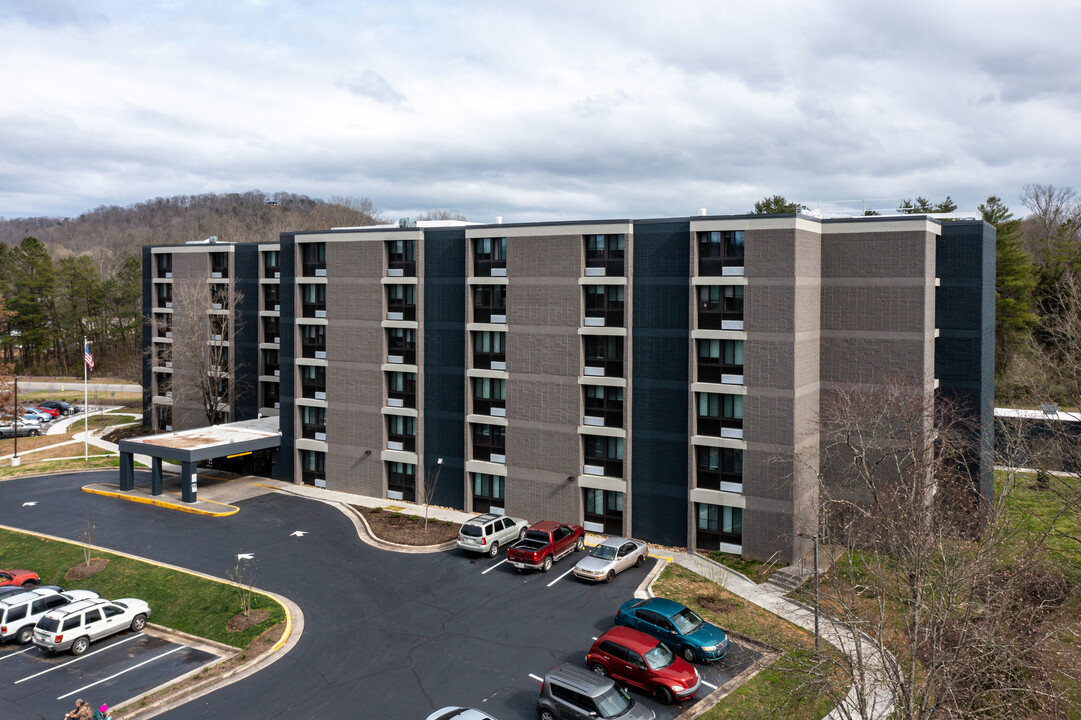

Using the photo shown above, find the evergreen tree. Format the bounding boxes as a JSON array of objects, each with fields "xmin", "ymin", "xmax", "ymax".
[
  {"xmin": 8, "ymin": 238, "xmax": 56, "ymax": 370},
  {"xmin": 980, "ymin": 196, "xmax": 1037, "ymax": 385},
  {"xmin": 898, "ymin": 196, "xmax": 958, "ymax": 213},
  {"xmin": 751, "ymin": 195, "xmax": 806, "ymax": 214}
]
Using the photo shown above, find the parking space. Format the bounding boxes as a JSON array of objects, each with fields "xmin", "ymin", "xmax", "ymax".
[
  {"xmin": 435, "ymin": 549, "xmax": 760, "ymax": 719},
  {"xmin": 0, "ymin": 629, "xmax": 220, "ymax": 719}
]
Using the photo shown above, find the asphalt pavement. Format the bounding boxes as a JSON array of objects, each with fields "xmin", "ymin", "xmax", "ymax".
[{"xmin": 0, "ymin": 471, "xmax": 755, "ymax": 720}]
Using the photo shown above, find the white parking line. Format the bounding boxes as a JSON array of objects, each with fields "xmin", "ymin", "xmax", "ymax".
[
  {"xmin": 701, "ymin": 680, "xmax": 718, "ymax": 690},
  {"xmin": 529, "ymin": 673, "xmax": 544, "ymax": 682},
  {"xmin": 16, "ymin": 635, "xmax": 143, "ymax": 683},
  {"xmin": 482, "ymin": 559, "xmax": 508, "ymax": 575},
  {"xmin": 0, "ymin": 647, "xmax": 36, "ymax": 662},
  {"xmin": 546, "ymin": 567, "xmax": 576, "ymax": 587},
  {"xmin": 58, "ymin": 646, "xmax": 184, "ymax": 700}
]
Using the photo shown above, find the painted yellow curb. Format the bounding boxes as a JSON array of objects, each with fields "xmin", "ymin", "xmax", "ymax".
[{"xmin": 82, "ymin": 485, "xmax": 239, "ymax": 517}]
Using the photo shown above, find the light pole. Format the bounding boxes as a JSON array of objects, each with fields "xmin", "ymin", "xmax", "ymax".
[
  {"xmin": 12, "ymin": 375, "xmax": 19, "ymax": 467},
  {"xmin": 799, "ymin": 531, "xmax": 821, "ymax": 655},
  {"xmin": 423, "ymin": 458, "xmax": 443, "ymax": 532}
]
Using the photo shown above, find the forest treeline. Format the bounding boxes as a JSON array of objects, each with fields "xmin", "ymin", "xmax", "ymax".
[{"xmin": 0, "ymin": 191, "xmax": 382, "ymax": 379}]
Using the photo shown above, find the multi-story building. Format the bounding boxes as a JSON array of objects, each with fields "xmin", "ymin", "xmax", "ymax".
[{"xmin": 141, "ymin": 213, "xmax": 994, "ymax": 562}]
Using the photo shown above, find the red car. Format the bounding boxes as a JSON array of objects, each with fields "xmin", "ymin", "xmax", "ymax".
[
  {"xmin": 0, "ymin": 569, "xmax": 40, "ymax": 588},
  {"xmin": 587, "ymin": 626, "xmax": 701, "ymax": 704},
  {"xmin": 34, "ymin": 406, "xmax": 60, "ymax": 418}
]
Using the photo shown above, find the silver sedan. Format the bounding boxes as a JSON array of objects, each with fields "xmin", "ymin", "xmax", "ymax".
[{"xmin": 572, "ymin": 537, "xmax": 650, "ymax": 583}]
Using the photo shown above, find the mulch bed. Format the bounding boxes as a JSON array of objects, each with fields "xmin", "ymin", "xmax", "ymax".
[
  {"xmin": 226, "ymin": 608, "xmax": 271, "ymax": 632},
  {"xmin": 354, "ymin": 506, "xmax": 459, "ymax": 546},
  {"xmin": 65, "ymin": 558, "xmax": 109, "ymax": 580}
]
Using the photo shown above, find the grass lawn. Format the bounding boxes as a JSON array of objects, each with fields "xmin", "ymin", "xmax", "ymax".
[
  {"xmin": 705, "ymin": 551, "xmax": 781, "ymax": 584},
  {"xmin": 653, "ymin": 563, "xmax": 842, "ymax": 720},
  {"xmin": 1001, "ymin": 470, "xmax": 1081, "ymax": 580},
  {"xmin": 0, "ymin": 456, "xmax": 121, "ymax": 479},
  {"xmin": 0, "ymin": 528, "xmax": 284, "ymax": 648}
]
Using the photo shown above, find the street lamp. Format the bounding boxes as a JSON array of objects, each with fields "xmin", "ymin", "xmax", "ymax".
[
  {"xmin": 12, "ymin": 375, "xmax": 19, "ymax": 467},
  {"xmin": 423, "ymin": 458, "xmax": 443, "ymax": 532},
  {"xmin": 798, "ymin": 532, "xmax": 821, "ymax": 655}
]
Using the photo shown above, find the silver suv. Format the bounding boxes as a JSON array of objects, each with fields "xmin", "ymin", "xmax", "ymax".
[
  {"xmin": 457, "ymin": 514, "xmax": 530, "ymax": 557},
  {"xmin": 33, "ymin": 596, "xmax": 151, "ymax": 655},
  {"xmin": 0, "ymin": 588, "xmax": 98, "ymax": 644},
  {"xmin": 537, "ymin": 663, "xmax": 655, "ymax": 720}
]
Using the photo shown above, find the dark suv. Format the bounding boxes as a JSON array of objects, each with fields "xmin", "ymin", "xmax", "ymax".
[{"xmin": 537, "ymin": 663, "xmax": 655, "ymax": 720}]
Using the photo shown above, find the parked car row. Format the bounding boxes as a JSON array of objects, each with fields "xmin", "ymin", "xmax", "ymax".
[
  {"xmin": 429, "ymin": 596, "xmax": 731, "ymax": 720},
  {"xmin": 0, "ymin": 571, "xmax": 151, "ymax": 656}
]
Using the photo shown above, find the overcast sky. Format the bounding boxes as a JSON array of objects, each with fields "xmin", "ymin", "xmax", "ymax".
[{"xmin": 2, "ymin": 0, "xmax": 1079, "ymax": 223}]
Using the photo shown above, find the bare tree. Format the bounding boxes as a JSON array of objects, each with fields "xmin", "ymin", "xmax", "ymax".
[
  {"xmin": 167, "ymin": 279, "xmax": 248, "ymax": 426},
  {"xmin": 778, "ymin": 381, "xmax": 1075, "ymax": 720},
  {"xmin": 1020, "ymin": 184, "xmax": 1081, "ymax": 267},
  {"xmin": 422, "ymin": 458, "xmax": 443, "ymax": 533},
  {"xmin": 415, "ymin": 209, "xmax": 468, "ymax": 222}
]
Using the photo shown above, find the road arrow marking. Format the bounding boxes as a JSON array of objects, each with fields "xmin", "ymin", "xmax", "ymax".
[
  {"xmin": 290, "ymin": 531, "xmax": 308, "ymax": 537},
  {"xmin": 236, "ymin": 553, "xmax": 255, "ymax": 560},
  {"xmin": 22, "ymin": 502, "xmax": 37, "ymax": 506}
]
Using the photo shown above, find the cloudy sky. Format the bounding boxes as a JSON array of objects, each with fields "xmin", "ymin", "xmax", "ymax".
[{"xmin": 2, "ymin": 0, "xmax": 1079, "ymax": 223}]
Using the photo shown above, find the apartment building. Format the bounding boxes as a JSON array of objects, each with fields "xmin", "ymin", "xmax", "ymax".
[{"xmin": 142, "ymin": 213, "xmax": 994, "ymax": 562}]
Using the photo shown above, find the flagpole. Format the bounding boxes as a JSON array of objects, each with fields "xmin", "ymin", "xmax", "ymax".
[{"xmin": 84, "ymin": 336, "xmax": 89, "ymax": 460}]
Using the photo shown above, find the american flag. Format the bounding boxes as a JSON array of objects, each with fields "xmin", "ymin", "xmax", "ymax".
[{"xmin": 84, "ymin": 341, "xmax": 94, "ymax": 371}]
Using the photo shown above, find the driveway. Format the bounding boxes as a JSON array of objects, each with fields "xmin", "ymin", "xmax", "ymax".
[{"xmin": 0, "ymin": 471, "xmax": 756, "ymax": 719}]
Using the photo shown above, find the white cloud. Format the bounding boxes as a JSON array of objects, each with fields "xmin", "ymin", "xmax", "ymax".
[{"xmin": 1, "ymin": 0, "xmax": 1079, "ymax": 220}]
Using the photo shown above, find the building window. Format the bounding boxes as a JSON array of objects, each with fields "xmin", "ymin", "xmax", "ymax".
[
  {"xmin": 697, "ymin": 231, "xmax": 744, "ymax": 276},
  {"xmin": 473, "ymin": 284, "xmax": 507, "ymax": 323},
  {"xmin": 471, "ymin": 423, "xmax": 506, "ymax": 462},
  {"xmin": 386, "ymin": 414, "xmax": 416, "ymax": 452},
  {"xmin": 472, "ymin": 473, "xmax": 505, "ymax": 514},
  {"xmin": 262, "ymin": 316, "xmax": 280, "ymax": 344},
  {"xmin": 472, "ymin": 377, "xmax": 506, "ymax": 415},
  {"xmin": 387, "ymin": 327, "xmax": 416, "ymax": 364},
  {"xmin": 697, "ymin": 339, "xmax": 743, "ymax": 383},
  {"xmin": 585, "ymin": 234, "xmax": 625, "ymax": 276},
  {"xmin": 584, "ymin": 435, "xmax": 624, "ymax": 477},
  {"xmin": 301, "ymin": 243, "xmax": 326, "ymax": 277},
  {"xmin": 583, "ymin": 335, "xmax": 624, "ymax": 377},
  {"xmin": 300, "ymin": 406, "xmax": 326, "ymax": 440},
  {"xmin": 156, "ymin": 253, "xmax": 172, "ymax": 278},
  {"xmin": 300, "ymin": 324, "xmax": 326, "ymax": 358},
  {"xmin": 263, "ymin": 283, "xmax": 280, "ymax": 311},
  {"xmin": 157, "ymin": 405, "xmax": 172, "ymax": 431},
  {"xmin": 155, "ymin": 283, "xmax": 172, "ymax": 308},
  {"xmin": 386, "ymin": 371, "xmax": 416, "ymax": 408},
  {"xmin": 696, "ymin": 446, "xmax": 742, "ymax": 491},
  {"xmin": 263, "ymin": 250, "xmax": 280, "ymax": 277},
  {"xmin": 472, "ymin": 331, "xmax": 506, "ymax": 369},
  {"xmin": 696, "ymin": 503, "xmax": 742, "ymax": 550},
  {"xmin": 583, "ymin": 385, "xmax": 623, "ymax": 428},
  {"xmin": 584, "ymin": 285, "xmax": 625, "ymax": 327},
  {"xmin": 584, "ymin": 488, "xmax": 624, "ymax": 535},
  {"xmin": 387, "ymin": 240, "xmax": 416, "ymax": 277},
  {"xmin": 387, "ymin": 461, "xmax": 416, "ymax": 502},
  {"xmin": 386, "ymin": 284, "xmax": 416, "ymax": 321},
  {"xmin": 300, "ymin": 365, "xmax": 326, "ymax": 399},
  {"xmin": 261, "ymin": 381, "xmax": 280, "ymax": 408},
  {"xmin": 262, "ymin": 348, "xmax": 279, "ymax": 375},
  {"xmin": 300, "ymin": 450, "xmax": 325, "ymax": 486},
  {"xmin": 473, "ymin": 237, "xmax": 507, "ymax": 276},
  {"xmin": 301, "ymin": 284, "xmax": 326, "ymax": 318},
  {"xmin": 696, "ymin": 392, "xmax": 743, "ymax": 436},
  {"xmin": 210, "ymin": 252, "xmax": 229, "ymax": 278},
  {"xmin": 698, "ymin": 285, "xmax": 744, "ymax": 329}
]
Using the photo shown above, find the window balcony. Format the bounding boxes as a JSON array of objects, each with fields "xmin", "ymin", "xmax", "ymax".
[
  {"xmin": 471, "ymin": 424, "xmax": 506, "ymax": 463},
  {"xmin": 584, "ymin": 285, "xmax": 625, "ymax": 327},
  {"xmin": 155, "ymin": 255, "xmax": 172, "ymax": 279},
  {"xmin": 387, "ymin": 329, "xmax": 417, "ymax": 365},
  {"xmin": 386, "ymin": 285, "xmax": 417, "ymax": 321},
  {"xmin": 697, "ymin": 339, "xmax": 744, "ymax": 384},
  {"xmin": 583, "ymin": 435, "xmax": 624, "ymax": 478},
  {"xmin": 387, "ymin": 240, "xmax": 416, "ymax": 277},
  {"xmin": 301, "ymin": 243, "xmax": 327, "ymax": 278},
  {"xmin": 473, "ymin": 237, "xmax": 507, "ymax": 276},
  {"xmin": 697, "ymin": 231, "xmax": 744, "ymax": 277},
  {"xmin": 697, "ymin": 286, "xmax": 744, "ymax": 330},
  {"xmin": 300, "ymin": 326, "xmax": 326, "ymax": 359},
  {"xmin": 473, "ymin": 285, "xmax": 507, "ymax": 324},
  {"xmin": 583, "ymin": 336, "xmax": 624, "ymax": 378},
  {"xmin": 583, "ymin": 385, "xmax": 624, "ymax": 428},
  {"xmin": 472, "ymin": 378, "xmax": 506, "ymax": 417},
  {"xmin": 210, "ymin": 252, "xmax": 229, "ymax": 279},
  {"xmin": 696, "ymin": 446, "xmax": 743, "ymax": 492},
  {"xmin": 584, "ymin": 234, "xmax": 625, "ymax": 277},
  {"xmin": 263, "ymin": 285, "xmax": 281, "ymax": 312},
  {"xmin": 472, "ymin": 331, "xmax": 506, "ymax": 370},
  {"xmin": 386, "ymin": 415, "xmax": 416, "ymax": 452},
  {"xmin": 300, "ymin": 366, "xmax": 327, "ymax": 400},
  {"xmin": 386, "ymin": 371, "xmax": 416, "ymax": 408}
]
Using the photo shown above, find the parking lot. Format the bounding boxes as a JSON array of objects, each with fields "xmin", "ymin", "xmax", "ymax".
[
  {"xmin": 0, "ymin": 471, "xmax": 758, "ymax": 719},
  {"xmin": 0, "ymin": 628, "xmax": 220, "ymax": 718}
]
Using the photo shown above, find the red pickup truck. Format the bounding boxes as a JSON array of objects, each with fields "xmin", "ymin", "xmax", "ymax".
[{"xmin": 506, "ymin": 521, "xmax": 586, "ymax": 572}]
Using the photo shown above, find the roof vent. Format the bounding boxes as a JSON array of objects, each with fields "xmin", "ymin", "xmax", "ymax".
[
  {"xmin": 495, "ymin": 216, "xmax": 503, "ymax": 224},
  {"xmin": 698, "ymin": 208, "xmax": 708, "ymax": 216}
]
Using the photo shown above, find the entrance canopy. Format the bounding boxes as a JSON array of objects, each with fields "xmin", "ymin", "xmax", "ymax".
[{"xmin": 117, "ymin": 416, "xmax": 281, "ymax": 502}]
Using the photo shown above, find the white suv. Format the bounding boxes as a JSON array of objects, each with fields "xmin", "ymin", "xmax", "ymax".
[
  {"xmin": 0, "ymin": 588, "xmax": 98, "ymax": 644},
  {"xmin": 457, "ymin": 514, "xmax": 530, "ymax": 557},
  {"xmin": 33, "ymin": 597, "xmax": 151, "ymax": 655}
]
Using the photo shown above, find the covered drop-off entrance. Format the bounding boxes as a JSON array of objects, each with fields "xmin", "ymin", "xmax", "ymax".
[{"xmin": 117, "ymin": 416, "xmax": 281, "ymax": 502}]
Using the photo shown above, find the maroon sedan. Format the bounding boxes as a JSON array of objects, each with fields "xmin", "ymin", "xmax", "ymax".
[
  {"xmin": 0, "ymin": 569, "xmax": 40, "ymax": 588},
  {"xmin": 586, "ymin": 625, "xmax": 701, "ymax": 704}
]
